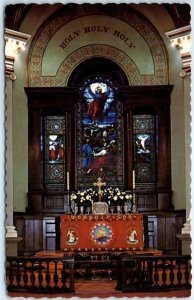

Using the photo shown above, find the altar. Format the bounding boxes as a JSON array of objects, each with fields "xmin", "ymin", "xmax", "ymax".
[{"xmin": 60, "ymin": 214, "xmax": 144, "ymax": 251}]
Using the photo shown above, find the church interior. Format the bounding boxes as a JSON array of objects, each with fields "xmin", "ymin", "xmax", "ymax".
[{"xmin": 5, "ymin": 3, "xmax": 192, "ymax": 298}]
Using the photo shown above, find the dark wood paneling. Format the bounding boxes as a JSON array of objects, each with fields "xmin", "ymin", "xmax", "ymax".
[
  {"xmin": 42, "ymin": 193, "xmax": 69, "ymax": 214},
  {"xmin": 25, "ymin": 87, "xmax": 79, "ymax": 111},
  {"xmin": 14, "ymin": 211, "xmax": 185, "ymax": 254},
  {"xmin": 24, "ymin": 85, "xmax": 181, "ymax": 255},
  {"xmin": 43, "ymin": 217, "xmax": 57, "ymax": 250},
  {"xmin": 137, "ymin": 195, "xmax": 157, "ymax": 211},
  {"xmin": 157, "ymin": 217, "xmax": 166, "ymax": 250},
  {"xmin": 26, "ymin": 85, "xmax": 173, "ymax": 213},
  {"xmin": 14, "ymin": 215, "xmax": 43, "ymax": 255},
  {"xmin": 27, "ymin": 194, "xmax": 43, "ymax": 215},
  {"xmin": 145, "ymin": 211, "xmax": 186, "ymax": 254},
  {"xmin": 45, "ymin": 196, "xmax": 55, "ymax": 208},
  {"xmin": 25, "ymin": 87, "xmax": 78, "ymax": 215},
  {"xmin": 165, "ymin": 217, "xmax": 176, "ymax": 251},
  {"xmin": 28, "ymin": 109, "xmax": 42, "ymax": 192},
  {"xmin": 143, "ymin": 215, "xmax": 157, "ymax": 249},
  {"xmin": 118, "ymin": 85, "xmax": 173, "ymax": 109},
  {"xmin": 44, "ymin": 196, "xmax": 64, "ymax": 209},
  {"xmin": 118, "ymin": 85, "xmax": 173, "ymax": 211},
  {"xmin": 157, "ymin": 107, "xmax": 171, "ymax": 188}
]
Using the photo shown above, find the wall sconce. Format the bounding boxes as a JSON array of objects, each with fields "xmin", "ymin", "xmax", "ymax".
[
  {"xmin": 5, "ymin": 28, "xmax": 31, "ymax": 80},
  {"xmin": 165, "ymin": 25, "xmax": 191, "ymax": 77}
]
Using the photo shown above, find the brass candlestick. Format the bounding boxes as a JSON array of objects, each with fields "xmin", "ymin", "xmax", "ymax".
[{"xmin": 131, "ymin": 170, "xmax": 138, "ymax": 214}]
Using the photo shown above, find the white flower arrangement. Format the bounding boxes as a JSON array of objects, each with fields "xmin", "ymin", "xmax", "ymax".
[
  {"xmin": 70, "ymin": 187, "xmax": 132, "ymax": 205},
  {"xmin": 102, "ymin": 187, "xmax": 132, "ymax": 203},
  {"xmin": 70, "ymin": 188, "xmax": 98, "ymax": 204}
]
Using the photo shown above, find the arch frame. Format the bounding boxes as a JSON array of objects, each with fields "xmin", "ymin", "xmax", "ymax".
[{"xmin": 27, "ymin": 4, "xmax": 169, "ymax": 87}]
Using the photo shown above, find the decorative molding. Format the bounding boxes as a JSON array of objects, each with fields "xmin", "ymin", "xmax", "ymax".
[
  {"xmin": 5, "ymin": 28, "xmax": 31, "ymax": 79},
  {"xmin": 6, "ymin": 225, "xmax": 18, "ymax": 238},
  {"xmin": 57, "ymin": 44, "xmax": 167, "ymax": 87},
  {"xmin": 28, "ymin": 5, "xmax": 168, "ymax": 87},
  {"xmin": 165, "ymin": 25, "xmax": 191, "ymax": 75},
  {"xmin": 181, "ymin": 217, "xmax": 191, "ymax": 234}
]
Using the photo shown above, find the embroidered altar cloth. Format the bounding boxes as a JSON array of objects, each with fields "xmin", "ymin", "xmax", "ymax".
[{"xmin": 60, "ymin": 214, "xmax": 144, "ymax": 251}]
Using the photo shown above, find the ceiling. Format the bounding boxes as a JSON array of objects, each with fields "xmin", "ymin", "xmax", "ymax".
[{"xmin": 4, "ymin": 3, "xmax": 191, "ymax": 31}]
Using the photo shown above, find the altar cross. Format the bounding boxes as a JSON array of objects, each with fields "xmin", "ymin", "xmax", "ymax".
[{"xmin": 93, "ymin": 177, "xmax": 106, "ymax": 201}]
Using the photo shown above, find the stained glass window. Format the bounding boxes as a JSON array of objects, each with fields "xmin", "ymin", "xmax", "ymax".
[
  {"xmin": 76, "ymin": 77, "xmax": 123, "ymax": 189},
  {"xmin": 133, "ymin": 114, "xmax": 156, "ymax": 187},
  {"xmin": 43, "ymin": 115, "xmax": 67, "ymax": 189}
]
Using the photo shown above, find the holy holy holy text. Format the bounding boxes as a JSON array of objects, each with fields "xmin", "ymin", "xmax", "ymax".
[{"xmin": 60, "ymin": 25, "xmax": 136, "ymax": 50}]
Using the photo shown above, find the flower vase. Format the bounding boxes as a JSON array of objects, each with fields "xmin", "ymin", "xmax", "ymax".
[
  {"xmin": 124, "ymin": 204, "xmax": 128, "ymax": 214},
  {"xmin": 80, "ymin": 206, "xmax": 84, "ymax": 214},
  {"xmin": 117, "ymin": 205, "xmax": 121, "ymax": 214},
  {"xmin": 74, "ymin": 205, "xmax": 78, "ymax": 215}
]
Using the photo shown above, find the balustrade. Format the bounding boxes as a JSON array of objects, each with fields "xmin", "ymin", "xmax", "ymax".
[
  {"xmin": 6, "ymin": 256, "xmax": 75, "ymax": 293},
  {"xmin": 6, "ymin": 254, "xmax": 191, "ymax": 293},
  {"xmin": 116, "ymin": 254, "xmax": 191, "ymax": 292}
]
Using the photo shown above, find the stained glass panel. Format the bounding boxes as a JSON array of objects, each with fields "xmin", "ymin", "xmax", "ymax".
[
  {"xmin": 43, "ymin": 116, "xmax": 66, "ymax": 189},
  {"xmin": 76, "ymin": 78, "xmax": 123, "ymax": 189},
  {"xmin": 133, "ymin": 115, "xmax": 156, "ymax": 187}
]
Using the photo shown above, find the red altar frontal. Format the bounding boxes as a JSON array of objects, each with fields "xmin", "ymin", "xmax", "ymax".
[{"xmin": 60, "ymin": 214, "xmax": 144, "ymax": 251}]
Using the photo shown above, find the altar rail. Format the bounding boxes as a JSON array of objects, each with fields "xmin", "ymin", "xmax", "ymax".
[
  {"xmin": 6, "ymin": 254, "xmax": 191, "ymax": 294},
  {"xmin": 116, "ymin": 254, "xmax": 191, "ymax": 292},
  {"xmin": 6, "ymin": 256, "xmax": 75, "ymax": 294}
]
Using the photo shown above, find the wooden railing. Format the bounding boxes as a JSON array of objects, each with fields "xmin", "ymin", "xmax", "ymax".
[
  {"xmin": 6, "ymin": 254, "xmax": 192, "ymax": 294},
  {"xmin": 116, "ymin": 255, "xmax": 191, "ymax": 292},
  {"xmin": 6, "ymin": 256, "xmax": 75, "ymax": 294}
]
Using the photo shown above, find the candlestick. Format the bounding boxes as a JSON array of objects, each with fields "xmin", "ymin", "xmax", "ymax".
[
  {"xmin": 132, "ymin": 170, "xmax": 135, "ymax": 189},
  {"xmin": 67, "ymin": 171, "xmax": 70, "ymax": 191},
  {"xmin": 131, "ymin": 192, "xmax": 138, "ymax": 214}
]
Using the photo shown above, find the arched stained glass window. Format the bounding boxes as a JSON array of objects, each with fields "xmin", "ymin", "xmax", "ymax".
[{"xmin": 76, "ymin": 77, "xmax": 124, "ymax": 189}]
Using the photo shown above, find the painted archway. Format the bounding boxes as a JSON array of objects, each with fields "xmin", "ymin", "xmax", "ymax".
[{"xmin": 27, "ymin": 4, "xmax": 168, "ymax": 87}]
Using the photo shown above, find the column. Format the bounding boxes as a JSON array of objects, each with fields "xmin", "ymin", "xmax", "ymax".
[
  {"xmin": 166, "ymin": 26, "xmax": 191, "ymax": 254},
  {"xmin": 182, "ymin": 72, "xmax": 191, "ymax": 234},
  {"xmin": 5, "ymin": 75, "xmax": 18, "ymax": 238},
  {"xmin": 5, "ymin": 29, "xmax": 31, "ymax": 254}
]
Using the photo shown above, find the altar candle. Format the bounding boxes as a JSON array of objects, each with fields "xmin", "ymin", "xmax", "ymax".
[
  {"xmin": 67, "ymin": 171, "xmax": 70, "ymax": 191},
  {"xmin": 132, "ymin": 170, "xmax": 135, "ymax": 189}
]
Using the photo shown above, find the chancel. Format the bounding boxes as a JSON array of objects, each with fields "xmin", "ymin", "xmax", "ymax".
[{"xmin": 4, "ymin": 3, "xmax": 192, "ymax": 298}]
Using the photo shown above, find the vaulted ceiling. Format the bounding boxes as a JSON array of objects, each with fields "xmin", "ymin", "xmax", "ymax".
[{"xmin": 4, "ymin": 3, "xmax": 191, "ymax": 31}]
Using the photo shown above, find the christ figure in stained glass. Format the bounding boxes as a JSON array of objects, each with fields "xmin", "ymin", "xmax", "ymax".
[
  {"xmin": 81, "ymin": 81, "xmax": 117, "ymax": 176},
  {"xmin": 83, "ymin": 82, "xmax": 115, "ymax": 124}
]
